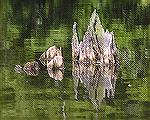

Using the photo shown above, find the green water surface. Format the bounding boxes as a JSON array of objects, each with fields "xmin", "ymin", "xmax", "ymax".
[{"xmin": 0, "ymin": 0, "xmax": 150, "ymax": 120}]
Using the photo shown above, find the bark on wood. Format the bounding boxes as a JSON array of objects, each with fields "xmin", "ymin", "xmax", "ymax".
[
  {"xmin": 72, "ymin": 9, "xmax": 119, "ymax": 66},
  {"xmin": 39, "ymin": 46, "xmax": 64, "ymax": 69}
]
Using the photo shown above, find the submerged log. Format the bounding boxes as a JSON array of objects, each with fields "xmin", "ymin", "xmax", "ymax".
[
  {"xmin": 72, "ymin": 9, "xmax": 119, "ymax": 66},
  {"xmin": 15, "ymin": 61, "xmax": 39, "ymax": 76},
  {"xmin": 15, "ymin": 65, "xmax": 23, "ymax": 73},
  {"xmin": 23, "ymin": 61, "xmax": 39, "ymax": 76}
]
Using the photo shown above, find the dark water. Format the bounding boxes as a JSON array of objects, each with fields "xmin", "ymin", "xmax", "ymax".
[{"xmin": 0, "ymin": 0, "xmax": 150, "ymax": 120}]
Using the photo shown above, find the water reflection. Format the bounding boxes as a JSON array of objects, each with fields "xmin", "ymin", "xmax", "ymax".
[
  {"xmin": 72, "ymin": 62, "xmax": 118, "ymax": 109},
  {"xmin": 47, "ymin": 68, "xmax": 64, "ymax": 81}
]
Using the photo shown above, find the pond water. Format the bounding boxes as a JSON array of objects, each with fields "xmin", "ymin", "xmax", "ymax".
[{"xmin": 0, "ymin": 0, "xmax": 150, "ymax": 120}]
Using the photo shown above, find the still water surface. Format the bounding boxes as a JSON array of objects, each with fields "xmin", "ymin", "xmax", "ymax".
[{"xmin": 0, "ymin": 0, "xmax": 150, "ymax": 120}]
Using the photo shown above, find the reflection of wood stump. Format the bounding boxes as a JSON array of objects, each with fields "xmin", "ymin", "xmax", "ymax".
[
  {"xmin": 47, "ymin": 68, "xmax": 63, "ymax": 81},
  {"xmin": 72, "ymin": 9, "xmax": 119, "ymax": 66},
  {"xmin": 72, "ymin": 62, "xmax": 118, "ymax": 108}
]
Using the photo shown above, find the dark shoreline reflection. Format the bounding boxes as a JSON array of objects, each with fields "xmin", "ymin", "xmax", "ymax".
[{"xmin": 72, "ymin": 62, "xmax": 118, "ymax": 109}]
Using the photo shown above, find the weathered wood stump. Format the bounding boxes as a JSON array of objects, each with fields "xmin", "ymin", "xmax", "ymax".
[
  {"xmin": 39, "ymin": 45, "xmax": 64, "ymax": 69},
  {"xmin": 39, "ymin": 45, "xmax": 64, "ymax": 80},
  {"xmin": 72, "ymin": 9, "xmax": 119, "ymax": 65}
]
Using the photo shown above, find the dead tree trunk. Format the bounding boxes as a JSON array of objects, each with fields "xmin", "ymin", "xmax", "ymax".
[{"xmin": 72, "ymin": 9, "xmax": 119, "ymax": 66}]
